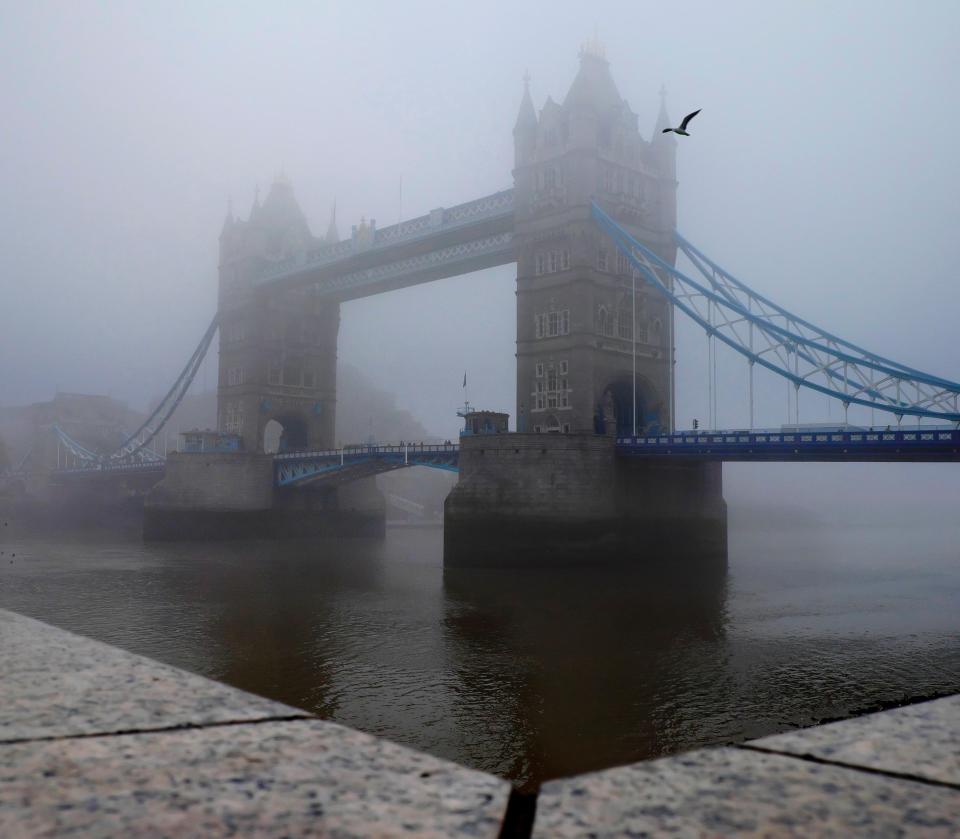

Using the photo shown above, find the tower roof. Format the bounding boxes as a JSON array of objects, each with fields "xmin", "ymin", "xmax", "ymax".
[
  {"xmin": 258, "ymin": 174, "xmax": 311, "ymax": 237},
  {"xmin": 563, "ymin": 41, "xmax": 624, "ymax": 111}
]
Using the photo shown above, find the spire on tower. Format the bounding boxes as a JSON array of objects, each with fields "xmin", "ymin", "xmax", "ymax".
[
  {"xmin": 220, "ymin": 198, "xmax": 234, "ymax": 236},
  {"xmin": 250, "ymin": 184, "xmax": 261, "ymax": 219},
  {"xmin": 514, "ymin": 70, "xmax": 537, "ymax": 135},
  {"xmin": 652, "ymin": 83, "xmax": 675, "ymax": 143},
  {"xmin": 325, "ymin": 199, "xmax": 339, "ymax": 244}
]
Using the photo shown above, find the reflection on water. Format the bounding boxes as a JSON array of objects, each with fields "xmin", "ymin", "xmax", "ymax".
[{"xmin": 0, "ymin": 516, "xmax": 958, "ymax": 791}]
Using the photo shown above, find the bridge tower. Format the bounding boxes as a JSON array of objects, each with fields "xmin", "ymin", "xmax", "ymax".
[
  {"xmin": 217, "ymin": 176, "xmax": 340, "ymax": 452},
  {"xmin": 513, "ymin": 41, "xmax": 677, "ymax": 436}
]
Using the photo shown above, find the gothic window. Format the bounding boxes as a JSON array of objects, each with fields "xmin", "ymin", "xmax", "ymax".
[
  {"xmin": 536, "ymin": 253, "xmax": 546, "ymax": 276},
  {"xmin": 549, "ymin": 251, "xmax": 558, "ymax": 273},
  {"xmin": 597, "ymin": 247, "xmax": 608, "ymax": 272},
  {"xmin": 547, "ymin": 394, "xmax": 558, "ymax": 409},
  {"xmin": 535, "ymin": 313, "xmax": 546, "ymax": 339},
  {"xmin": 617, "ymin": 252, "xmax": 629, "ymax": 275},
  {"xmin": 547, "ymin": 369, "xmax": 558, "ymax": 391},
  {"xmin": 548, "ymin": 312, "xmax": 560, "ymax": 337},
  {"xmin": 536, "ymin": 381, "xmax": 545, "ymax": 394},
  {"xmin": 227, "ymin": 367, "xmax": 244, "ymax": 386},
  {"xmin": 562, "ymin": 423, "xmax": 571, "ymax": 433},
  {"xmin": 602, "ymin": 167, "xmax": 614, "ymax": 193},
  {"xmin": 283, "ymin": 362, "xmax": 301, "ymax": 387},
  {"xmin": 560, "ymin": 392, "xmax": 569, "ymax": 409},
  {"xmin": 535, "ymin": 396, "xmax": 545, "ymax": 411},
  {"xmin": 560, "ymin": 310, "xmax": 570, "ymax": 335},
  {"xmin": 535, "ymin": 362, "xmax": 544, "ymax": 378},
  {"xmin": 559, "ymin": 360, "xmax": 568, "ymax": 375},
  {"xmin": 597, "ymin": 306, "xmax": 609, "ymax": 336},
  {"xmin": 617, "ymin": 309, "xmax": 633, "ymax": 340},
  {"xmin": 559, "ymin": 377, "xmax": 568, "ymax": 391},
  {"xmin": 637, "ymin": 324, "xmax": 648, "ymax": 344},
  {"xmin": 534, "ymin": 425, "xmax": 542, "ymax": 432},
  {"xmin": 560, "ymin": 250, "xmax": 570, "ymax": 270}
]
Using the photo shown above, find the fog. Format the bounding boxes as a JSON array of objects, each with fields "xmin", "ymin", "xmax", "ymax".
[{"xmin": 1, "ymin": 1, "xmax": 958, "ymax": 455}]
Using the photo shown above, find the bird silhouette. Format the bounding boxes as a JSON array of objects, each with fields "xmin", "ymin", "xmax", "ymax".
[{"xmin": 662, "ymin": 109, "xmax": 701, "ymax": 137}]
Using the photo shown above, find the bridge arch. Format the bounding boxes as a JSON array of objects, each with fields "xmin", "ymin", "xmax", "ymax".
[{"xmin": 262, "ymin": 415, "xmax": 309, "ymax": 454}]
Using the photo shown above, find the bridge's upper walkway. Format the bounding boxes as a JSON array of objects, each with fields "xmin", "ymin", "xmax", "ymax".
[{"xmin": 256, "ymin": 189, "xmax": 515, "ymax": 301}]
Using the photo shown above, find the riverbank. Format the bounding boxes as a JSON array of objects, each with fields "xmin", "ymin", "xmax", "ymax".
[{"xmin": 1, "ymin": 607, "xmax": 957, "ymax": 836}]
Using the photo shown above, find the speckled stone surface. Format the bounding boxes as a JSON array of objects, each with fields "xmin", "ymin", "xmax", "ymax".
[
  {"xmin": 0, "ymin": 718, "xmax": 509, "ymax": 838},
  {"xmin": 0, "ymin": 608, "xmax": 306, "ymax": 742},
  {"xmin": 751, "ymin": 695, "xmax": 960, "ymax": 787},
  {"xmin": 533, "ymin": 747, "xmax": 960, "ymax": 837}
]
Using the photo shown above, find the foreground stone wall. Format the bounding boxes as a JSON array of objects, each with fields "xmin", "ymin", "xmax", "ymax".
[{"xmin": 2, "ymin": 607, "xmax": 957, "ymax": 836}]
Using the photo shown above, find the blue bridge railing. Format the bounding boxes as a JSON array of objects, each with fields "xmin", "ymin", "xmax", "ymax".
[{"xmin": 616, "ymin": 426, "xmax": 960, "ymax": 461}]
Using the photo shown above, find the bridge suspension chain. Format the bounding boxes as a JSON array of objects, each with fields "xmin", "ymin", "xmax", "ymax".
[
  {"xmin": 592, "ymin": 203, "xmax": 960, "ymax": 425},
  {"xmin": 54, "ymin": 313, "xmax": 220, "ymax": 466}
]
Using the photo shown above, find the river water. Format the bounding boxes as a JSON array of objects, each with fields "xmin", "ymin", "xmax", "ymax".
[{"xmin": 1, "ymin": 503, "xmax": 958, "ymax": 791}]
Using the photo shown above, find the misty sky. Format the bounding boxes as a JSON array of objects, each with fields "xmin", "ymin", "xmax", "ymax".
[{"xmin": 1, "ymin": 1, "xmax": 958, "ymax": 440}]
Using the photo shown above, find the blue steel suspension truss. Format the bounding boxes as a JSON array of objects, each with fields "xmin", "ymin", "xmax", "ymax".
[
  {"xmin": 592, "ymin": 203, "xmax": 960, "ymax": 424},
  {"xmin": 275, "ymin": 444, "xmax": 460, "ymax": 488},
  {"xmin": 54, "ymin": 314, "xmax": 219, "ymax": 467}
]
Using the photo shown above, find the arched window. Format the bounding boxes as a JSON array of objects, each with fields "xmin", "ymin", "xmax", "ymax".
[{"xmin": 598, "ymin": 306, "xmax": 609, "ymax": 336}]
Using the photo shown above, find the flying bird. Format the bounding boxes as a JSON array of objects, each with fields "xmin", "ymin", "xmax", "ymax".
[{"xmin": 662, "ymin": 109, "xmax": 701, "ymax": 137}]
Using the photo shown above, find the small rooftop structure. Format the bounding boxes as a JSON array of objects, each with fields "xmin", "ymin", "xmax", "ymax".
[{"xmin": 457, "ymin": 403, "xmax": 509, "ymax": 437}]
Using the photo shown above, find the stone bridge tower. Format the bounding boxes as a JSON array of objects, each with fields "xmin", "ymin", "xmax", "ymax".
[
  {"xmin": 217, "ymin": 176, "xmax": 339, "ymax": 452},
  {"xmin": 513, "ymin": 42, "xmax": 678, "ymax": 436}
]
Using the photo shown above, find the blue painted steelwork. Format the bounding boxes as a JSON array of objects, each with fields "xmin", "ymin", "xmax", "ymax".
[
  {"xmin": 616, "ymin": 427, "xmax": 960, "ymax": 462},
  {"xmin": 592, "ymin": 203, "xmax": 960, "ymax": 423},
  {"xmin": 274, "ymin": 443, "xmax": 460, "ymax": 488}
]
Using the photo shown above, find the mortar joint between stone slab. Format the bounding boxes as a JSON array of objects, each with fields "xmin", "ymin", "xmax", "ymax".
[
  {"xmin": 736, "ymin": 743, "xmax": 960, "ymax": 793},
  {"xmin": 0, "ymin": 712, "xmax": 316, "ymax": 748}
]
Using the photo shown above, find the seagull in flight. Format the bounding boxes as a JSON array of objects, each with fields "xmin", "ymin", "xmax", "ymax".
[{"xmin": 662, "ymin": 109, "xmax": 701, "ymax": 137}]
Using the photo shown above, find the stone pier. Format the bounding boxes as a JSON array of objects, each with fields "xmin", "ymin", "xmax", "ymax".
[
  {"xmin": 144, "ymin": 452, "xmax": 385, "ymax": 540},
  {"xmin": 444, "ymin": 432, "xmax": 727, "ymax": 567}
]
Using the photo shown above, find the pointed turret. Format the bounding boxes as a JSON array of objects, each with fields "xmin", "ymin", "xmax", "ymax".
[
  {"xmin": 651, "ymin": 84, "xmax": 677, "ymax": 184},
  {"xmin": 220, "ymin": 199, "xmax": 234, "ymax": 238},
  {"xmin": 514, "ymin": 72, "xmax": 538, "ymax": 167},
  {"xmin": 249, "ymin": 185, "xmax": 261, "ymax": 220},
  {"xmin": 325, "ymin": 200, "xmax": 339, "ymax": 244},
  {"xmin": 652, "ymin": 84, "xmax": 676, "ymax": 145}
]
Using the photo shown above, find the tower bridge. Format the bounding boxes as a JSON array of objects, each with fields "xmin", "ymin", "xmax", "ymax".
[{"xmin": 33, "ymin": 43, "xmax": 960, "ymax": 562}]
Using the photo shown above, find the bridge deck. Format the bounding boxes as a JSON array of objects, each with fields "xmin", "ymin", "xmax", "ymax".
[{"xmin": 617, "ymin": 427, "xmax": 960, "ymax": 462}]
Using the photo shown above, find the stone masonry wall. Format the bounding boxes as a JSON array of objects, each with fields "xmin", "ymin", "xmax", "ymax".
[
  {"xmin": 145, "ymin": 452, "xmax": 274, "ymax": 512},
  {"xmin": 446, "ymin": 433, "xmax": 616, "ymax": 522}
]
